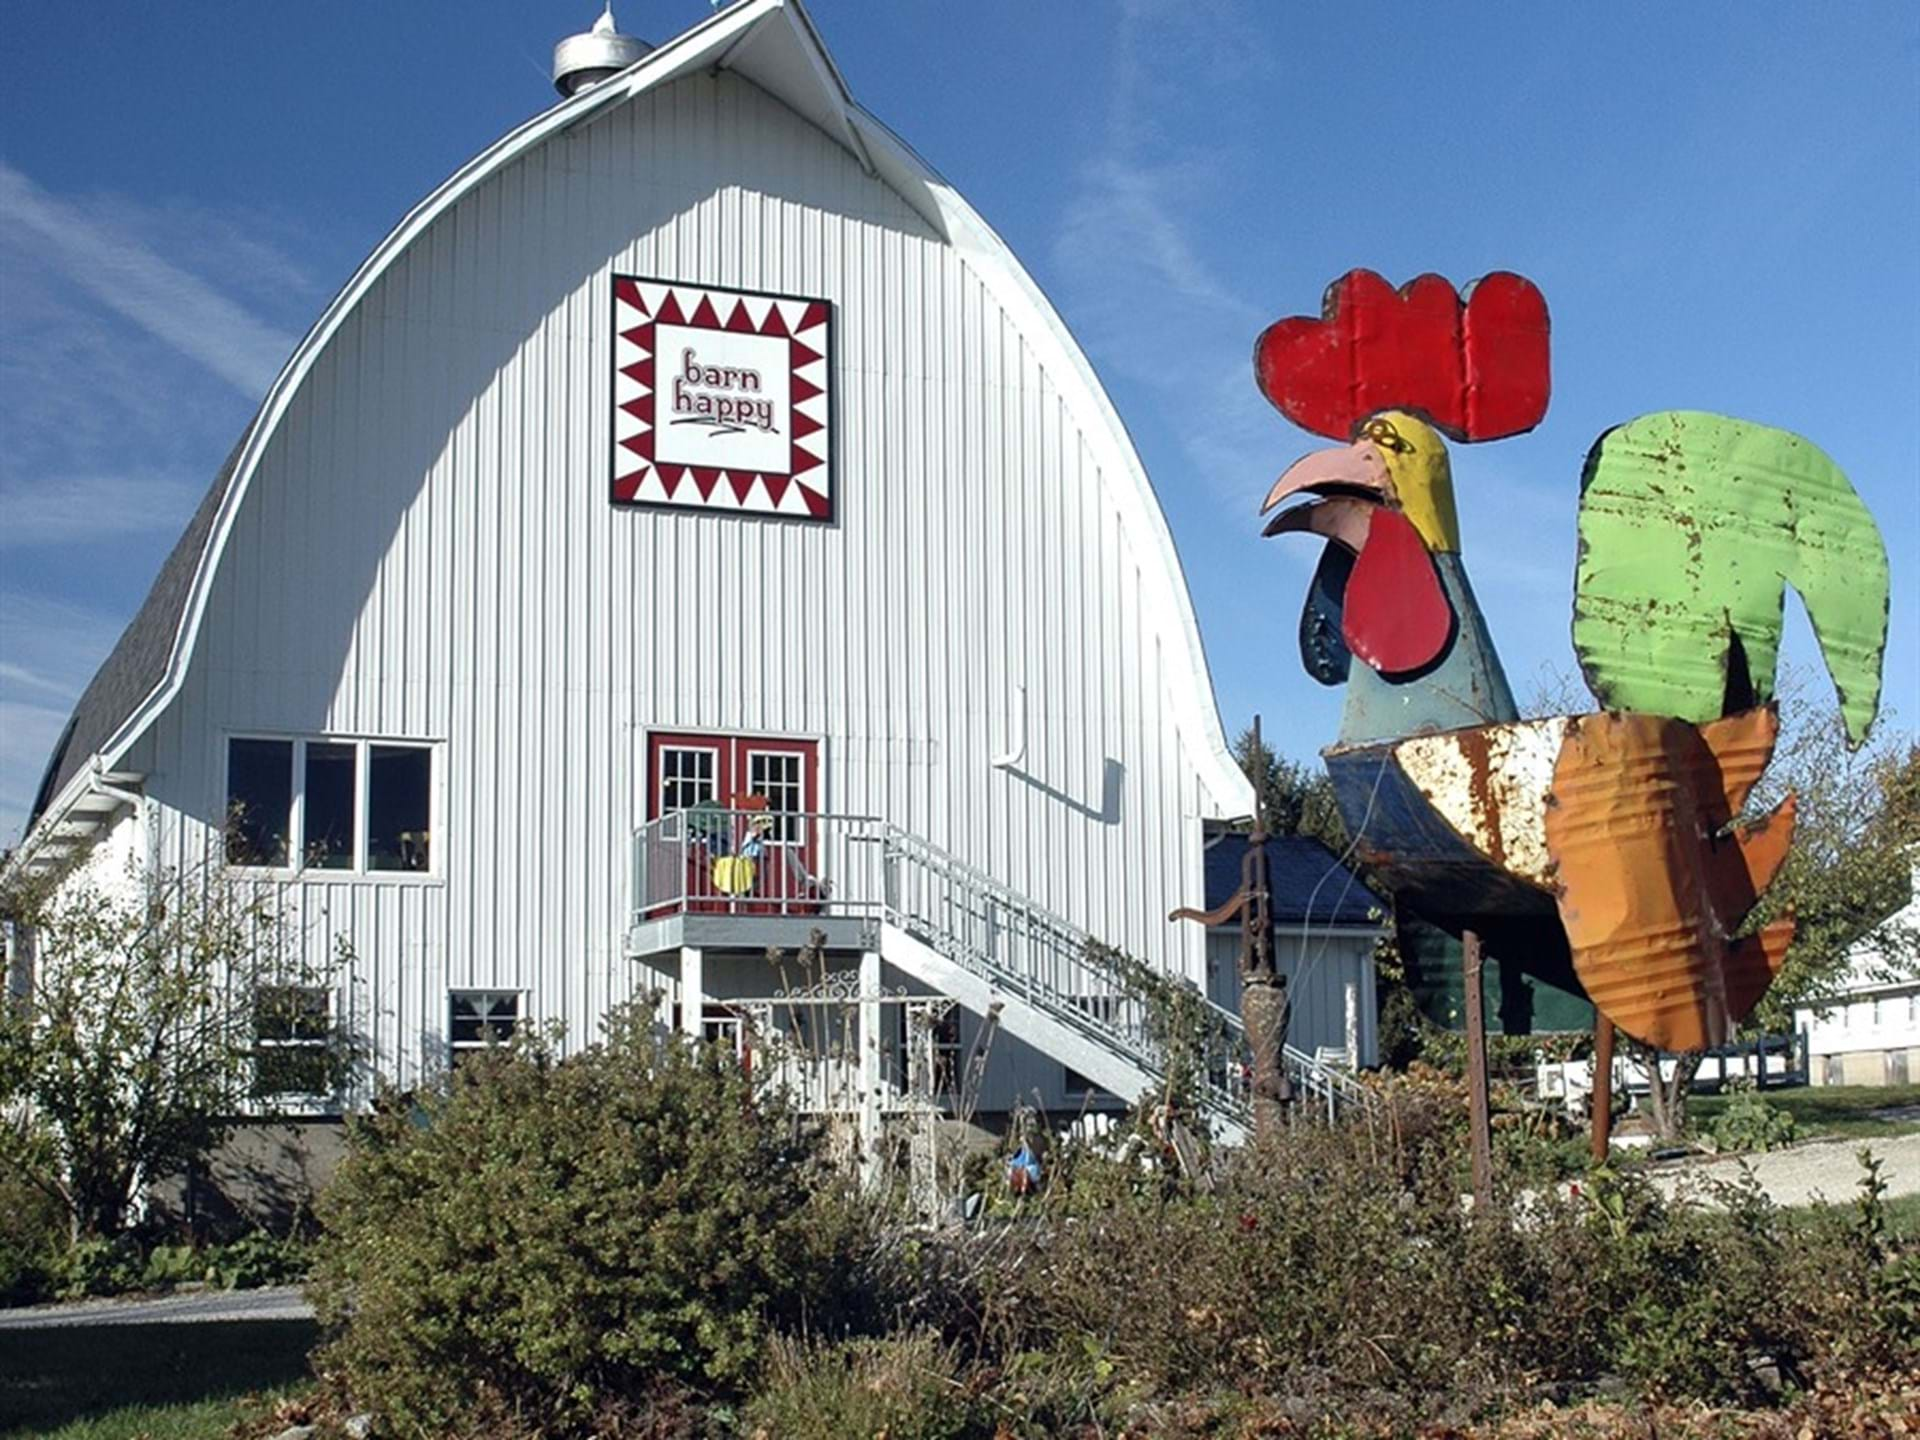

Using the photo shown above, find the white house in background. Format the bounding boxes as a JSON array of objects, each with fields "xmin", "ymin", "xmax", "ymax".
[
  {"xmin": 1201, "ymin": 832, "xmax": 1383, "ymax": 1075},
  {"xmin": 1794, "ymin": 864, "xmax": 1920, "ymax": 1087},
  {"xmin": 8, "ymin": 0, "xmax": 1385, "ymax": 1159}
]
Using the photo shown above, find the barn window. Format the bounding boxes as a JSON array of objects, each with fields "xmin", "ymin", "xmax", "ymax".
[
  {"xmin": 367, "ymin": 744, "xmax": 432, "ymax": 871},
  {"xmin": 303, "ymin": 741, "xmax": 358, "ymax": 870},
  {"xmin": 252, "ymin": 984, "xmax": 336, "ymax": 1097},
  {"xmin": 450, "ymin": 990, "xmax": 521, "ymax": 1064},
  {"xmin": 226, "ymin": 739, "xmax": 293, "ymax": 866},
  {"xmin": 702, "ymin": 1005, "xmax": 746, "ymax": 1058},
  {"xmin": 225, "ymin": 734, "xmax": 434, "ymax": 876}
]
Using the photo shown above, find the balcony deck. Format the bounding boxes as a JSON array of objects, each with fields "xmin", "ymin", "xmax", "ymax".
[{"xmin": 626, "ymin": 809, "xmax": 885, "ymax": 957}]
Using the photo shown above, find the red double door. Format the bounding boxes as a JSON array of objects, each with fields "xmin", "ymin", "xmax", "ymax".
[{"xmin": 645, "ymin": 732, "xmax": 821, "ymax": 913}]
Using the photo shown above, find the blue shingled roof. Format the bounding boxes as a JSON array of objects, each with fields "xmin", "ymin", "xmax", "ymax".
[{"xmin": 1204, "ymin": 833, "xmax": 1380, "ymax": 928}]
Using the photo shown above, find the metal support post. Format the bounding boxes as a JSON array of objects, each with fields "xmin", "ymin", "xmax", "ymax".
[
  {"xmin": 679, "ymin": 947, "xmax": 704, "ymax": 1039},
  {"xmin": 1461, "ymin": 928, "xmax": 1494, "ymax": 1208},
  {"xmin": 858, "ymin": 949, "xmax": 883, "ymax": 1186},
  {"xmin": 1590, "ymin": 1017, "xmax": 1614, "ymax": 1164}
]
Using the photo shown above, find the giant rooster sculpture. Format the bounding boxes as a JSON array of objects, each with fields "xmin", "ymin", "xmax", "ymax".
[{"xmin": 1250, "ymin": 270, "xmax": 1891, "ymax": 1056}]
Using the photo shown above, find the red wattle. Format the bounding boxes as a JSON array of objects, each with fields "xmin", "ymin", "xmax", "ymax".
[{"xmin": 1340, "ymin": 508, "xmax": 1454, "ymax": 676}]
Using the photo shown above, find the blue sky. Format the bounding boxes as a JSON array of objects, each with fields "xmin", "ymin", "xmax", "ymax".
[{"xmin": 1, "ymin": 0, "xmax": 1915, "ymax": 845}]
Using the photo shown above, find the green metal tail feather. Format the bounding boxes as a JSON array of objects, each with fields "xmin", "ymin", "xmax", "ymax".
[{"xmin": 1571, "ymin": 410, "xmax": 1890, "ymax": 747}]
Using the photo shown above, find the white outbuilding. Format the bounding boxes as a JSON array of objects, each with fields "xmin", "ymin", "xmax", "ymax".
[
  {"xmin": 12, "ymin": 1, "xmax": 1387, "ymax": 1163},
  {"xmin": 1793, "ymin": 863, "xmax": 1920, "ymax": 1087}
]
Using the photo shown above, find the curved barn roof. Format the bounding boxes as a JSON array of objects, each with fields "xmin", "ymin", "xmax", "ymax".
[{"xmin": 23, "ymin": 0, "xmax": 1253, "ymax": 861}]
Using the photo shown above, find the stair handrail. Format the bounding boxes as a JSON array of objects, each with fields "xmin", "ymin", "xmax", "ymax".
[
  {"xmin": 1197, "ymin": 994, "xmax": 1375, "ymax": 1121},
  {"xmin": 877, "ymin": 825, "xmax": 1242, "ymax": 1119},
  {"xmin": 878, "ymin": 824, "xmax": 1371, "ymax": 1127}
]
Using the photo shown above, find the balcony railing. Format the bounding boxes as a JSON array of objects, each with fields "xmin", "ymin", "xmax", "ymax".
[{"xmin": 632, "ymin": 808, "xmax": 886, "ymax": 922}]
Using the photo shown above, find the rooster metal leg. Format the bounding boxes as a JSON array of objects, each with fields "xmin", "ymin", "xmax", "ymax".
[
  {"xmin": 1462, "ymin": 929, "xmax": 1493, "ymax": 1208},
  {"xmin": 1590, "ymin": 1019, "xmax": 1614, "ymax": 1163}
]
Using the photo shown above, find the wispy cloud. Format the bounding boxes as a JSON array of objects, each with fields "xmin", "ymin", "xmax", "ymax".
[
  {"xmin": 0, "ymin": 660, "xmax": 82, "ymax": 697},
  {"xmin": 0, "ymin": 166, "xmax": 314, "ymax": 843},
  {"xmin": 0, "ymin": 158, "xmax": 297, "ymax": 395},
  {"xmin": 1048, "ymin": 3, "xmax": 1281, "ymax": 513},
  {"xmin": 0, "ymin": 473, "xmax": 205, "ymax": 548},
  {"xmin": 0, "ymin": 590, "xmax": 126, "ymax": 845},
  {"xmin": 0, "ymin": 699, "xmax": 70, "ymax": 841}
]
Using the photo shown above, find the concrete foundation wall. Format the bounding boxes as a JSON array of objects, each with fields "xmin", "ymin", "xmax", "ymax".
[{"xmin": 149, "ymin": 1119, "xmax": 349, "ymax": 1237}]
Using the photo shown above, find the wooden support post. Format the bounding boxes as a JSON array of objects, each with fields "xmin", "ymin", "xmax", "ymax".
[
  {"xmin": 1590, "ymin": 1017, "xmax": 1614, "ymax": 1164},
  {"xmin": 1461, "ymin": 929, "xmax": 1494, "ymax": 1208}
]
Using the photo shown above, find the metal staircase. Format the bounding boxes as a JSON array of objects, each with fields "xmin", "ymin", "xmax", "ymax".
[{"xmin": 875, "ymin": 825, "xmax": 1371, "ymax": 1142}]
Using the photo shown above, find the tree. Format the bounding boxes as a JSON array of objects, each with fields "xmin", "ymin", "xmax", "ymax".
[
  {"xmin": 1745, "ymin": 675, "xmax": 1919, "ymax": 1027},
  {"xmin": 1231, "ymin": 725, "xmax": 1350, "ymax": 854},
  {"xmin": 0, "ymin": 859, "xmax": 349, "ymax": 1240}
]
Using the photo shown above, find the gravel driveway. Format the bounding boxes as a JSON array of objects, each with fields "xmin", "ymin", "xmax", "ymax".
[
  {"xmin": 1647, "ymin": 1129, "xmax": 1920, "ymax": 1208},
  {"xmin": 0, "ymin": 1284, "xmax": 312, "ymax": 1330}
]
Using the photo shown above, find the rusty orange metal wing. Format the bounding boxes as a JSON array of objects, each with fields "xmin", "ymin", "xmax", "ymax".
[{"xmin": 1543, "ymin": 707, "xmax": 1796, "ymax": 1052}]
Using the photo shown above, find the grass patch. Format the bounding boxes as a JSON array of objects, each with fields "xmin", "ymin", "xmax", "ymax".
[
  {"xmin": 1690, "ymin": 1083, "xmax": 1920, "ymax": 1140},
  {"xmin": 1880, "ymin": 1189, "xmax": 1920, "ymax": 1240},
  {"xmin": 0, "ymin": 1318, "xmax": 316, "ymax": 1438}
]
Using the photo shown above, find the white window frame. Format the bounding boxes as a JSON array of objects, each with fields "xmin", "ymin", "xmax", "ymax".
[
  {"xmin": 222, "ymin": 733, "xmax": 441, "ymax": 881},
  {"xmin": 897, "ymin": 1004, "xmax": 961, "ymax": 1099},
  {"xmin": 657, "ymin": 742, "xmax": 722, "ymax": 815},
  {"xmin": 251, "ymin": 983, "xmax": 339, "ymax": 1106},
  {"xmin": 743, "ymin": 747, "xmax": 806, "ymax": 846},
  {"xmin": 448, "ymin": 988, "xmax": 526, "ymax": 1064}
]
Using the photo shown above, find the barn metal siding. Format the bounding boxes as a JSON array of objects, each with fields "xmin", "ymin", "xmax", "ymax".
[{"xmin": 134, "ymin": 70, "xmax": 1233, "ymax": 1094}]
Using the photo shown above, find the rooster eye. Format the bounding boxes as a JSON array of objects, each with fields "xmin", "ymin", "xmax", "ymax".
[{"xmin": 1363, "ymin": 418, "xmax": 1414, "ymax": 454}]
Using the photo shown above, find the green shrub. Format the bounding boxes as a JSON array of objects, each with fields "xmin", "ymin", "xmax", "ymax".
[
  {"xmin": 205, "ymin": 1230, "xmax": 309, "ymax": 1289},
  {"xmin": 0, "ymin": 1167, "xmax": 64, "ymax": 1305},
  {"xmin": 961, "ymin": 1123, "xmax": 1895, "ymax": 1420},
  {"xmin": 741, "ymin": 1330, "xmax": 987, "ymax": 1440},
  {"xmin": 140, "ymin": 1241, "xmax": 203, "ymax": 1289},
  {"xmin": 1705, "ymin": 1082, "xmax": 1798, "ymax": 1153},
  {"xmin": 50, "ymin": 1233, "xmax": 143, "ymax": 1298},
  {"xmin": 310, "ymin": 1005, "xmax": 878, "ymax": 1436}
]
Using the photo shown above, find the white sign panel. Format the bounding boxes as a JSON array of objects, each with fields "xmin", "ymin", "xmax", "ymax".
[{"xmin": 610, "ymin": 277, "xmax": 832, "ymax": 521}]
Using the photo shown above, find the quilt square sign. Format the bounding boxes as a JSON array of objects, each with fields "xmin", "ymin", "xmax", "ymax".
[{"xmin": 611, "ymin": 276, "xmax": 833, "ymax": 520}]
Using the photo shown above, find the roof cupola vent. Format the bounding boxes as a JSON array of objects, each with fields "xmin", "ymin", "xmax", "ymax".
[{"xmin": 553, "ymin": 4, "xmax": 648, "ymax": 97}]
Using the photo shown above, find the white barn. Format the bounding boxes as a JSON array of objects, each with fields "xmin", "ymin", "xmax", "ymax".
[{"xmin": 10, "ymin": 1, "xmax": 1374, "ymax": 1155}]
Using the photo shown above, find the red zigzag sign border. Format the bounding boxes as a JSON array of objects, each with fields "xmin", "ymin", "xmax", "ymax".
[{"xmin": 611, "ymin": 275, "xmax": 832, "ymax": 520}]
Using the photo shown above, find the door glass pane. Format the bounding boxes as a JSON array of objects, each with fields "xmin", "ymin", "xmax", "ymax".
[
  {"xmin": 226, "ymin": 739, "xmax": 292, "ymax": 866},
  {"xmin": 660, "ymin": 747, "xmax": 718, "ymax": 812},
  {"xmin": 367, "ymin": 744, "xmax": 431, "ymax": 871},
  {"xmin": 745, "ymin": 751, "xmax": 804, "ymax": 843},
  {"xmin": 303, "ymin": 742, "xmax": 357, "ymax": 870}
]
